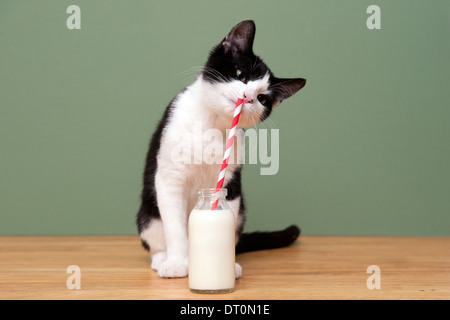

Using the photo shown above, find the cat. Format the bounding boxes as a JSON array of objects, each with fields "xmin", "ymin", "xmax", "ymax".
[{"xmin": 137, "ymin": 20, "xmax": 306, "ymax": 278}]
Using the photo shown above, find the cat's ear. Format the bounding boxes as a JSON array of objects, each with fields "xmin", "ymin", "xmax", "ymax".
[
  {"xmin": 222, "ymin": 20, "xmax": 256, "ymax": 55},
  {"xmin": 271, "ymin": 78, "xmax": 306, "ymax": 107}
]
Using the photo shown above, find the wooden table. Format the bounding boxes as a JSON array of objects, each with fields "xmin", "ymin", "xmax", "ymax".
[{"xmin": 0, "ymin": 235, "xmax": 448, "ymax": 300}]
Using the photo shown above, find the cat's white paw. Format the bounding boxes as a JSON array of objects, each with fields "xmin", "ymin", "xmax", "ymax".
[
  {"xmin": 235, "ymin": 262, "xmax": 242, "ymax": 279},
  {"xmin": 157, "ymin": 258, "xmax": 188, "ymax": 278},
  {"xmin": 150, "ymin": 251, "xmax": 167, "ymax": 271}
]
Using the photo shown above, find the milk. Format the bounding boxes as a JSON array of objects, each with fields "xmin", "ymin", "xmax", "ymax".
[{"xmin": 188, "ymin": 208, "xmax": 235, "ymax": 293}]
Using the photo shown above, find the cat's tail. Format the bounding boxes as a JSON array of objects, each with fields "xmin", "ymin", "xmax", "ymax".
[{"xmin": 235, "ymin": 225, "xmax": 300, "ymax": 254}]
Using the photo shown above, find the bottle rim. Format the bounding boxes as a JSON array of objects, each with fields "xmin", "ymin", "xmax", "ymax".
[{"xmin": 196, "ymin": 188, "xmax": 227, "ymax": 197}]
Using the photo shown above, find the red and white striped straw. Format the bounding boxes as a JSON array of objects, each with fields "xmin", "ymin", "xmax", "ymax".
[{"xmin": 211, "ymin": 97, "xmax": 244, "ymax": 210}]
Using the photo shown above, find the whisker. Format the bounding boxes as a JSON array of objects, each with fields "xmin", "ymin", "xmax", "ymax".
[
  {"xmin": 201, "ymin": 66, "xmax": 229, "ymax": 83},
  {"xmin": 173, "ymin": 66, "xmax": 204, "ymax": 86}
]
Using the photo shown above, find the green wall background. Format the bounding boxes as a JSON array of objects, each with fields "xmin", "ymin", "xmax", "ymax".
[{"xmin": 1, "ymin": 1, "xmax": 449, "ymax": 236}]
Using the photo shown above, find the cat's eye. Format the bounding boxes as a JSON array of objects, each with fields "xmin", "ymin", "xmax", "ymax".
[
  {"xmin": 236, "ymin": 69, "xmax": 246, "ymax": 83},
  {"xmin": 257, "ymin": 94, "xmax": 268, "ymax": 105}
]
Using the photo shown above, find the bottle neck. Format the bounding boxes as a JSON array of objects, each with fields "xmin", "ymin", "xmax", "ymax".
[{"xmin": 195, "ymin": 188, "xmax": 229, "ymax": 210}]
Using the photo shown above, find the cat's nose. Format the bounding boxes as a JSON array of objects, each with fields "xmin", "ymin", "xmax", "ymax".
[{"xmin": 243, "ymin": 93, "xmax": 254, "ymax": 104}]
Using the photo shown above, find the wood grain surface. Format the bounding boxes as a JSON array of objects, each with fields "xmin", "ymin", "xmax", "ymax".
[{"xmin": 0, "ymin": 235, "xmax": 448, "ymax": 300}]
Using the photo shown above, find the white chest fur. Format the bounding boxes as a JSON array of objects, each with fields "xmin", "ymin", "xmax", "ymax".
[{"xmin": 155, "ymin": 77, "xmax": 244, "ymax": 213}]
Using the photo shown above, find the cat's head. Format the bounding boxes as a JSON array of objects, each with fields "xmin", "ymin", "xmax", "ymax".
[{"xmin": 202, "ymin": 20, "xmax": 306, "ymax": 127}]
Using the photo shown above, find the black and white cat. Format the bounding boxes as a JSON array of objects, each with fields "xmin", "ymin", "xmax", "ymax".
[{"xmin": 137, "ymin": 20, "xmax": 306, "ymax": 278}]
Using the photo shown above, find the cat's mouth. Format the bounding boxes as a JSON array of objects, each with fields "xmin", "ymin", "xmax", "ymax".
[
  {"xmin": 226, "ymin": 98, "xmax": 244, "ymax": 110},
  {"xmin": 231, "ymin": 99, "xmax": 241, "ymax": 106}
]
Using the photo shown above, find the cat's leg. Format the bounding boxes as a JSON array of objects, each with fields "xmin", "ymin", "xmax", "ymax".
[
  {"xmin": 137, "ymin": 194, "xmax": 169, "ymax": 270},
  {"xmin": 227, "ymin": 196, "xmax": 244, "ymax": 279},
  {"xmin": 139, "ymin": 218, "xmax": 167, "ymax": 271},
  {"xmin": 154, "ymin": 173, "xmax": 189, "ymax": 278}
]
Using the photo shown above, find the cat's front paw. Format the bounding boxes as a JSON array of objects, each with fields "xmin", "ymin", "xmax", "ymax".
[
  {"xmin": 151, "ymin": 251, "xmax": 167, "ymax": 271},
  {"xmin": 235, "ymin": 262, "xmax": 242, "ymax": 279},
  {"xmin": 157, "ymin": 258, "xmax": 188, "ymax": 278}
]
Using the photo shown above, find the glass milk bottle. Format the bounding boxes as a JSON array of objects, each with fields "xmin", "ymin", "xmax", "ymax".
[{"xmin": 188, "ymin": 188, "xmax": 235, "ymax": 294}]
